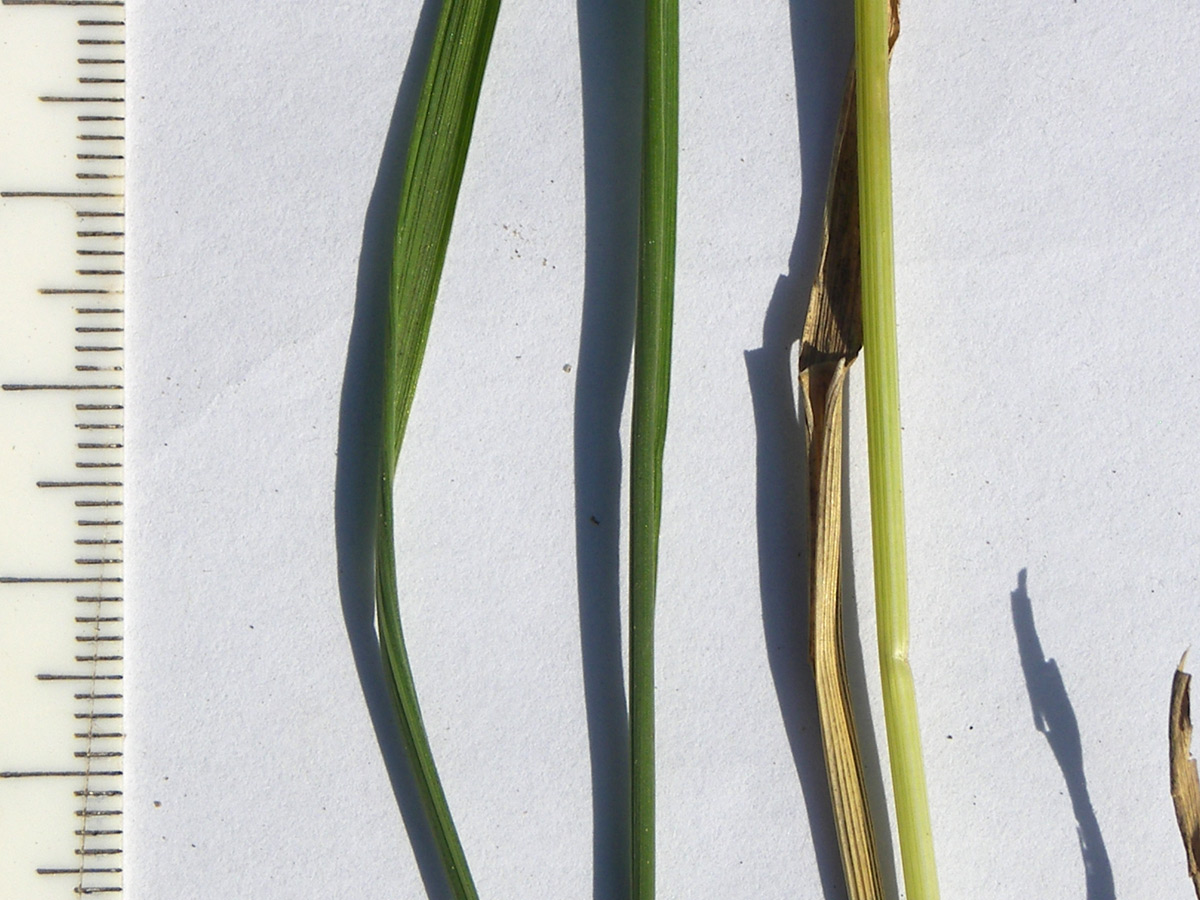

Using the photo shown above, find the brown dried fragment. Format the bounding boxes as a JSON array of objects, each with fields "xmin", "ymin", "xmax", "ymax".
[
  {"xmin": 800, "ymin": 0, "xmax": 899, "ymax": 370},
  {"xmin": 1170, "ymin": 654, "xmax": 1200, "ymax": 900},
  {"xmin": 801, "ymin": 351, "xmax": 881, "ymax": 900},
  {"xmin": 797, "ymin": 4, "xmax": 900, "ymax": 899}
]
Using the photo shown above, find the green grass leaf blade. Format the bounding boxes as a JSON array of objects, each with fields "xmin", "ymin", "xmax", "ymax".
[
  {"xmin": 852, "ymin": 0, "xmax": 940, "ymax": 898},
  {"xmin": 630, "ymin": 1, "xmax": 679, "ymax": 898},
  {"xmin": 383, "ymin": 0, "xmax": 503, "ymax": 468},
  {"xmin": 375, "ymin": 2, "xmax": 503, "ymax": 897}
]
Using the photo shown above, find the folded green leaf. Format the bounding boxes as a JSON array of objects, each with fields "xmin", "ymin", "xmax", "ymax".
[{"xmin": 375, "ymin": 2, "xmax": 502, "ymax": 898}]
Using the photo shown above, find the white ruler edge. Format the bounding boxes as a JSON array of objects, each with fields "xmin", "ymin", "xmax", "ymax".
[{"xmin": 0, "ymin": 1, "xmax": 125, "ymax": 897}]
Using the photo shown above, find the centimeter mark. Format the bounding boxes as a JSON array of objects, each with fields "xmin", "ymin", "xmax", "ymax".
[
  {"xmin": 3, "ymin": 384, "xmax": 121, "ymax": 391},
  {"xmin": 0, "ymin": 771, "xmax": 121, "ymax": 779},
  {"xmin": 1, "ymin": 191, "xmax": 121, "ymax": 198}
]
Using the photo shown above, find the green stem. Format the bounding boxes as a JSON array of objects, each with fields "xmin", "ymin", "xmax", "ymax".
[
  {"xmin": 852, "ymin": 1, "xmax": 940, "ymax": 898},
  {"xmin": 377, "ymin": 488, "xmax": 477, "ymax": 898},
  {"xmin": 631, "ymin": 0, "xmax": 678, "ymax": 898},
  {"xmin": 376, "ymin": 1, "xmax": 502, "ymax": 897}
]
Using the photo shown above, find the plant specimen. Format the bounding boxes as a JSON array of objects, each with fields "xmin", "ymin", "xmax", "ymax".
[
  {"xmin": 798, "ymin": 41, "xmax": 890, "ymax": 898},
  {"xmin": 800, "ymin": 0, "xmax": 939, "ymax": 896},
  {"xmin": 371, "ymin": 0, "xmax": 932, "ymax": 897},
  {"xmin": 851, "ymin": 0, "xmax": 940, "ymax": 896},
  {"xmin": 375, "ymin": 1, "xmax": 502, "ymax": 898},
  {"xmin": 630, "ymin": 1, "xmax": 679, "ymax": 898}
]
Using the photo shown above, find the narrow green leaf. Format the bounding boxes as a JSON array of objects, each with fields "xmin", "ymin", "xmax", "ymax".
[
  {"xmin": 853, "ymin": 0, "xmax": 940, "ymax": 897},
  {"xmin": 630, "ymin": 1, "xmax": 678, "ymax": 898},
  {"xmin": 375, "ymin": 2, "xmax": 502, "ymax": 897}
]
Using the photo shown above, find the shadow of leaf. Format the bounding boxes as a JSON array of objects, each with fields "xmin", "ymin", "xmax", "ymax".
[
  {"xmin": 1012, "ymin": 569, "xmax": 1115, "ymax": 900},
  {"xmin": 572, "ymin": 0, "xmax": 644, "ymax": 897},
  {"xmin": 334, "ymin": 3, "xmax": 454, "ymax": 897}
]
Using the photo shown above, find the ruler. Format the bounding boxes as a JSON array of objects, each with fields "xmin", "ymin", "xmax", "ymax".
[{"xmin": 0, "ymin": 2, "xmax": 125, "ymax": 897}]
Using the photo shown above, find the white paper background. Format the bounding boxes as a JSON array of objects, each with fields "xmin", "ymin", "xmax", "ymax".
[{"xmin": 125, "ymin": 1, "xmax": 1200, "ymax": 897}]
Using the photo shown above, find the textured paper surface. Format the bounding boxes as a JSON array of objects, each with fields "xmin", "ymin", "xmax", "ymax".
[{"xmin": 126, "ymin": 1, "xmax": 1200, "ymax": 897}]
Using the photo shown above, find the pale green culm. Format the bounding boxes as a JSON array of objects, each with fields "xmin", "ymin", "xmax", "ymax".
[
  {"xmin": 852, "ymin": 0, "xmax": 941, "ymax": 897},
  {"xmin": 375, "ymin": 2, "xmax": 502, "ymax": 898}
]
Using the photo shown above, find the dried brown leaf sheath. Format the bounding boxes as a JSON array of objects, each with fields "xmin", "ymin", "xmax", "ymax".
[
  {"xmin": 798, "ymin": 5, "xmax": 899, "ymax": 899},
  {"xmin": 801, "ymin": 354, "xmax": 882, "ymax": 900},
  {"xmin": 801, "ymin": 0, "xmax": 899, "ymax": 373},
  {"xmin": 1170, "ymin": 655, "xmax": 1200, "ymax": 900}
]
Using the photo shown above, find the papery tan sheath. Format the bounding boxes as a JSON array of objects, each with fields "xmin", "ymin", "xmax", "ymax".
[
  {"xmin": 798, "ymin": 3, "xmax": 898, "ymax": 898},
  {"xmin": 1170, "ymin": 654, "xmax": 1200, "ymax": 900}
]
